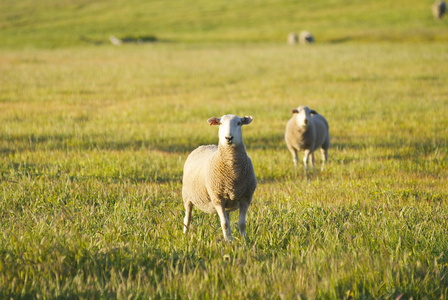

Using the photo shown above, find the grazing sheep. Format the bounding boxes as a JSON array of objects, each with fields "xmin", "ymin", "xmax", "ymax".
[
  {"xmin": 285, "ymin": 106, "xmax": 330, "ymax": 174},
  {"xmin": 182, "ymin": 114, "xmax": 257, "ymax": 242},
  {"xmin": 433, "ymin": 0, "xmax": 446, "ymax": 19},
  {"xmin": 287, "ymin": 32, "xmax": 299, "ymax": 45},
  {"xmin": 299, "ymin": 31, "xmax": 314, "ymax": 44},
  {"xmin": 109, "ymin": 35, "xmax": 123, "ymax": 46}
]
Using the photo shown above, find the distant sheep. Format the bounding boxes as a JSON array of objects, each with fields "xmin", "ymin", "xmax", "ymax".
[
  {"xmin": 109, "ymin": 35, "xmax": 158, "ymax": 45},
  {"xmin": 299, "ymin": 31, "xmax": 315, "ymax": 44},
  {"xmin": 433, "ymin": 0, "xmax": 446, "ymax": 19},
  {"xmin": 182, "ymin": 114, "xmax": 257, "ymax": 242},
  {"xmin": 285, "ymin": 106, "xmax": 330, "ymax": 173},
  {"xmin": 287, "ymin": 32, "xmax": 299, "ymax": 45},
  {"xmin": 109, "ymin": 35, "xmax": 123, "ymax": 46}
]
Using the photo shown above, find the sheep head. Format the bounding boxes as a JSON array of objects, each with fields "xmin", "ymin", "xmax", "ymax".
[
  {"xmin": 292, "ymin": 106, "xmax": 318, "ymax": 128},
  {"xmin": 207, "ymin": 115, "xmax": 253, "ymax": 147}
]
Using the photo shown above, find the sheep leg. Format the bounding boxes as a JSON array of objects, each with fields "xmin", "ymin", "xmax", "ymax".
[
  {"xmin": 288, "ymin": 147, "xmax": 299, "ymax": 169},
  {"xmin": 303, "ymin": 149, "xmax": 311, "ymax": 173},
  {"xmin": 216, "ymin": 204, "xmax": 232, "ymax": 242},
  {"xmin": 293, "ymin": 156, "xmax": 298, "ymax": 169},
  {"xmin": 310, "ymin": 151, "xmax": 315, "ymax": 168},
  {"xmin": 183, "ymin": 201, "xmax": 193, "ymax": 234},
  {"xmin": 238, "ymin": 204, "xmax": 249, "ymax": 239},
  {"xmin": 320, "ymin": 148, "xmax": 327, "ymax": 171}
]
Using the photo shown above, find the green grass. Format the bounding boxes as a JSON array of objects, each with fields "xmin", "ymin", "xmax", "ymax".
[
  {"xmin": 1, "ymin": 42, "xmax": 448, "ymax": 299},
  {"xmin": 1, "ymin": 0, "xmax": 448, "ymax": 48},
  {"xmin": 1, "ymin": 0, "xmax": 448, "ymax": 298}
]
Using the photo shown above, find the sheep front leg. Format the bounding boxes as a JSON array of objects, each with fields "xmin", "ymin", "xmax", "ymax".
[
  {"xmin": 303, "ymin": 149, "xmax": 311, "ymax": 173},
  {"xmin": 287, "ymin": 146, "xmax": 299, "ymax": 169},
  {"xmin": 216, "ymin": 204, "xmax": 232, "ymax": 242},
  {"xmin": 183, "ymin": 201, "xmax": 193, "ymax": 234}
]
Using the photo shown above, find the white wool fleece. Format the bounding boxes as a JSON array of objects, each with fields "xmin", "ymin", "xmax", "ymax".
[{"xmin": 182, "ymin": 114, "xmax": 257, "ymax": 242}]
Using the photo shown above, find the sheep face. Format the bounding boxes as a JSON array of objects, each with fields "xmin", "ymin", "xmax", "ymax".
[
  {"xmin": 208, "ymin": 115, "xmax": 253, "ymax": 147},
  {"xmin": 292, "ymin": 105, "xmax": 315, "ymax": 128}
]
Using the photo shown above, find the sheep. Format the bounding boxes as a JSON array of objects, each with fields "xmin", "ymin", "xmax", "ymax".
[
  {"xmin": 287, "ymin": 32, "xmax": 299, "ymax": 45},
  {"xmin": 109, "ymin": 35, "xmax": 123, "ymax": 46},
  {"xmin": 182, "ymin": 114, "xmax": 257, "ymax": 242},
  {"xmin": 299, "ymin": 31, "xmax": 314, "ymax": 44},
  {"xmin": 285, "ymin": 106, "xmax": 330, "ymax": 174},
  {"xmin": 432, "ymin": 0, "xmax": 446, "ymax": 19}
]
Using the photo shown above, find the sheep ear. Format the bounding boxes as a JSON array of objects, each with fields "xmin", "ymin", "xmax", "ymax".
[
  {"xmin": 309, "ymin": 110, "xmax": 318, "ymax": 115},
  {"xmin": 241, "ymin": 116, "xmax": 253, "ymax": 125},
  {"xmin": 207, "ymin": 117, "xmax": 221, "ymax": 126},
  {"xmin": 292, "ymin": 109, "xmax": 299, "ymax": 114}
]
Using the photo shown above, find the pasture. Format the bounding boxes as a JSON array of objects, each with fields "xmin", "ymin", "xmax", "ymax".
[{"xmin": 1, "ymin": 0, "xmax": 448, "ymax": 298}]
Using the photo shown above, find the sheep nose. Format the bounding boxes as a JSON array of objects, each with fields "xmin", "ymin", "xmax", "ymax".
[{"xmin": 225, "ymin": 136, "xmax": 233, "ymax": 142}]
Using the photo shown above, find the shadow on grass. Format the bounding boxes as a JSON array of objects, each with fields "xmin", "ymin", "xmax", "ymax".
[
  {"xmin": 2, "ymin": 131, "xmax": 288, "ymax": 154},
  {"xmin": 245, "ymin": 133, "xmax": 285, "ymax": 150},
  {"xmin": 327, "ymin": 37, "xmax": 352, "ymax": 44},
  {"xmin": 1, "ymin": 133, "xmax": 199, "ymax": 154},
  {"xmin": 331, "ymin": 136, "xmax": 446, "ymax": 152},
  {"xmin": 3, "ymin": 161, "xmax": 182, "ymax": 184},
  {"xmin": 0, "ymin": 147, "xmax": 15, "ymax": 156}
]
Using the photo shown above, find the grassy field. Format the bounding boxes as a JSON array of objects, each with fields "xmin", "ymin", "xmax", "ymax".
[
  {"xmin": 1, "ymin": 0, "xmax": 448, "ymax": 47},
  {"xmin": 1, "ymin": 0, "xmax": 448, "ymax": 299}
]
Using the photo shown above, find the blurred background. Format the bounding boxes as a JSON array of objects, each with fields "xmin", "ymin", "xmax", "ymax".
[{"xmin": 1, "ymin": 0, "xmax": 447, "ymax": 49}]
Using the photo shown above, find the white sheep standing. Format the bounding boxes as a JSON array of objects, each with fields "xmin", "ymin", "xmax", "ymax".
[
  {"xmin": 287, "ymin": 32, "xmax": 299, "ymax": 45},
  {"xmin": 285, "ymin": 106, "xmax": 330, "ymax": 174},
  {"xmin": 182, "ymin": 114, "xmax": 257, "ymax": 242},
  {"xmin": 299, "ymin": 31, "xmax": 315, "ymax": 44},
  {"xmin": 432, "ymin": 0, "xmax": 446, "ymax": 19}
]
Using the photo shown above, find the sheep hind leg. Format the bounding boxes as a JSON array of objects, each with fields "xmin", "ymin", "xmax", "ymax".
[
  {"xmin": 183, "ymin": 201, "xmax": 193, "ymax": 234},
  {"xmin": 310, "ymin": 151, "xmax": 316, "ymax": 168},
  {"xmin": 216, "ymin": 204, "xmax": 232, "ymax": 242},
  {"xmin": 320, "ymin": 148, "xmax": 328, "ymax": 171},
  {"xmin": 238, "ymin": 204, "xmax": 249, "ymax": 239}
]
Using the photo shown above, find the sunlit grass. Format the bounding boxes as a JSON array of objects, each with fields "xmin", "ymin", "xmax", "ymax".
[
  {"xmin": 1, "ymin": 0, "xmax": 448, "ymax": 48},
  {"xmin": 1, "ymin": 42, "xmax": 448, "ymax": 298}
]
